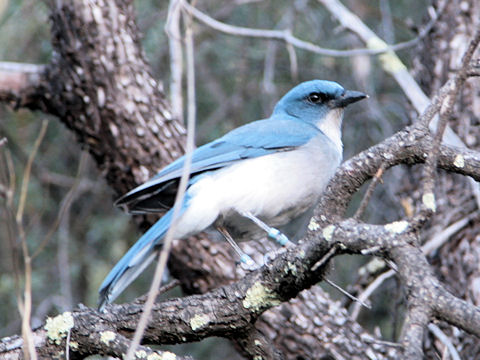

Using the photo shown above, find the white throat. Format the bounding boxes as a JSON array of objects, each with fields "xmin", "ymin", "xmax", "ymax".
[{"xmin": 318, "ymin": 108, "xmax": 344, "ymax": 154}]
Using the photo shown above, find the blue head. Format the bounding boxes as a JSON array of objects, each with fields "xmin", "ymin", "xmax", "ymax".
[
  {"xmin": 273, "ymin": 80, "xmax": 366, "ymax": 123},
  {"xmin": 272, "ymin": 80, "xmax": 367, "ymax": 152}
]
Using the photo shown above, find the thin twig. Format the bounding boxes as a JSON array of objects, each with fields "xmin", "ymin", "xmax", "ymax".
[
  {"xmin": 65, "ymin": 328, "xmax": 71, "ymax": 360},
  {"xmin": 428, "ymin": 323, "xmax": 461, "ymax": 360},
  {"xmin": 353, "ymin": 164, "xmax": 385, "ymax": 220},
  {"xmin": 182, "ymin": 1, "xmax": 436, "ymax": 58},
  {"xmin": 0, "ymin": 148, "xmax": 20, "ymax": 304},
  {"xmin": 318, "ymin": 0, "xmax": 429, "ymax": 112},
  {"xmin": 125, "ymin": 2, "xmax": 197, "ymax": 358},
  {"xmin": 166, "ymin": 0, "xmax": 184, "ymax": 123},
  {"xmin": 32, "ymin": 152, "xmax": 89, "ymax": 260},
  {"xmin": 351, "ymin": 213, "xmax": 474, "ymax": 320},
  {"xmin": 421, "ymin": 212, "xmax": 475, "ymax": 255},
  {"xmin": 351, "ymin": 269, "xmax": 395, "ymax": 320},
  {"xmin": 134, "ymin": 279, "xmax": 181, "ymax": 306},
  {"xmin": 16, "ymin": 120, "xmax": 49, "ymax": 223},
  {"xmin": 311, "ymin": 243, "xmax": 338, "ymax": 271},
  {"xmin": 17, "ymin": 120, "xmax": 48, "ymax": 360},
  {"xmin": 324, "ymin": 278, "xmax": 371, "ymax": 309}
]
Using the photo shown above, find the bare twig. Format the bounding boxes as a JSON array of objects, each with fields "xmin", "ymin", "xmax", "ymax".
[
  {"xmin": 351, "ymin": 268, "xmax": 395, "ymax": 320},
  {"xmin": 428, "ymin": 323, "xmax": 461, "ymax": 360},
  {"xmin": 133, "ymin": 279, "xmax": 181, "ymax": 306},
  {"xmin": 181, "ymin": 1, "xmax": 436, "ymax": 58},
  {"xmin": 318, "ymin": 0, "xmax": 433, "ymax": 113},
  {"xmin": 422, "ymin": 213, "xmax": 474, "ymax": 255},
  {"xmin": 17, "ymin": 120, "xmax": 48, "ymax": 360},
  {"xmin": 125, "ymin": 2, "xmax": 197, "ymax": 358},
  {"xmin": 311, "ymin": 243, "xmax": 338, "ymax": 271},
  {"xmin": 0, "ymin": 147, "xmax": 20, "ymax": 303},
  {"xmin": 57, "ymin": 153, "xmax": 89, "ymax": 309},
  {"xmin": 32, "ymin": 153, "xmax": 89, "ymax": 260},
  {"xmin": 16, "ymin": 120, "xmax": 49, "ymax": 223},
  {"xmin": 351, "ymin": 212, "xmax": 475, "ymax": 320},
  {"xmin": 353, "ymin": 164, "xmax": 385, "ymax": 220},
  {"xmin": 166, "ymin": 0, "xmax": 184, "ymax": 123},
  {"xmin": 324, "ymin": 278, "xmax": 371, "ymax": 309}
]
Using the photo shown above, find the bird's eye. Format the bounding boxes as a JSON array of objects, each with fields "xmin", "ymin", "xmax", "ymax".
[{"xmin": 307, "ymin": 92, "xmax": 326, "ymax": 104}]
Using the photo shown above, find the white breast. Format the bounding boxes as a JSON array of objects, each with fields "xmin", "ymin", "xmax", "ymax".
[
  {"xmin": 175, "ymin": 134, "xmax": 343, "ymax": 240},
  {"xmin": 318, "ymin": 108, "xmax": 344, "ymax": 155}
]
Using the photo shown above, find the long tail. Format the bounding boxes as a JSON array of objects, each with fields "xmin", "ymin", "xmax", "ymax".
[{"xmin": 98, "ymin": 209, "xmax": 177, "ymax": 310}]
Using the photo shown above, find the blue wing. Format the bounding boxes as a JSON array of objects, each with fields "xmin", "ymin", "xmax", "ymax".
[{"xmin": 116, "ymin": 117, "xmax": 321, "ymax": 212}]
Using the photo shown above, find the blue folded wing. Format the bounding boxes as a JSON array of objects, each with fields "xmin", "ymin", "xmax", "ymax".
[{"xmin": 116, "ymin": 117, "xmax": 320, "ymax": 211}]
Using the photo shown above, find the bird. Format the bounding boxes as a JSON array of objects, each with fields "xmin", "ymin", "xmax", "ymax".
[{"xmin": 98, "ymin": 80, "xmax": 367, "ymax": 309}]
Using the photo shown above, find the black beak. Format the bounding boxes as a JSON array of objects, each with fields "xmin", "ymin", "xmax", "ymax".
[{"xmin": 334, "ymin": 90, "xmax": 368, "ymax": 108}]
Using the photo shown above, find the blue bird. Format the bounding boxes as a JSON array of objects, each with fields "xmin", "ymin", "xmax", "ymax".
[{"xmin": 98, "ymin": 80, "xmax": 366, "ymax": 309}]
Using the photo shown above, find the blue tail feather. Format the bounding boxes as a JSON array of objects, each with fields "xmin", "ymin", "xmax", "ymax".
[{"xmin": 98, "ymin": 208, "xmax": 180, "ymax": 310}]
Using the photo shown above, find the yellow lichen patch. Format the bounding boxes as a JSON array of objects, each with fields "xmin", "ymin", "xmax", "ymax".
[
  {"xmin": 44, "ymin": 312, "xmax": 74, "ymax": 345},
  {"xmin": 145, "ymin": 351, "xmax": 176, "ymax": 360},
  {"xmin": 384, "ymin": 220, "xmax": 409, "ymax": 234},
  {"xmin": 367, "ymin": 37, "xmax": 406, "ymax": 73},
  {"xmin": 100, "ymin": 330, "xmax": 116, "ymax": 345},
  {"xmin": 366, "ymin": 258, "xmax": 386, "ymax": 273},
  {"xmin": 308, "ymin": 217, "xmax": 320, "ymax": 231},
  {"xmin": 135, "ymin": 350, "xmax": 147, "ymax": 358},
  {"xmin": 160, "ymin": 351, "xmax": 177, "ymax": 360},
  {"xmin": 146, "ymin": 353, "xmax": 162, "ymax": 360},
  {"xmin": 322, "ymin": 225, "xmax": 335, "ymax": 241},
  {"xmin": 190, "ymin": 314, "xmax": 210, "ymax": 331},
  {"xmin": 422, "ymin": 192, "xmax": 436, "ymax": 212},
  {"xmin": 454, "ymin": 154, "xmax": 465, "ymax": 168},
  {"xmin": 69, "ymin": 341, "xmax": 79, "ymax": 350},
  {"xmin": 243, "ymin": 281, "xmax": 280, "ymax": 311}
]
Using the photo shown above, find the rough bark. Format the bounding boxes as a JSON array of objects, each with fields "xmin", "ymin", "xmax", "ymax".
[
  {"xmin": 0, "ymin": 0, "xmax": 394, "ymax": 359},
  {"xmin": 411, "ymin": 0, "xmax": 480, "ymax": 358},
  {"xmin": 28, "ymin": 0, "xmax": 186, "ymax": 198}
]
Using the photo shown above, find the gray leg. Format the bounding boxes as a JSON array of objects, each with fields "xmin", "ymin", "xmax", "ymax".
[
  {"xmin": 237, "ymin": 210, "xmax": 292, "ymax": 246},
  {"xmin": 216, "ymin": 225, "xmax": 257, "ymax": 269}
]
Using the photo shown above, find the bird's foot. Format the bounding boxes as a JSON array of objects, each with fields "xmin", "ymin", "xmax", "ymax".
[
  {"xmin": 267, "ymin": 228, "xmax": 292, "ymax": 246},
  {"xmin": 263, "ymin": 251, "xmax": 277, "ymax": 265},
  {"xmin": 237, "ymin": 254, "xmax": 260, "ymax": 271}
]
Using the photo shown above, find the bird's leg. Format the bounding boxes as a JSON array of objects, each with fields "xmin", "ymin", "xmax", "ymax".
[
  {"xmin": 237, "ymin": 210, "xmax": 293, "ymax": 247},
  {"xmin": 216, "ymin": 225, "xmax": 258, "ymax": 270}
]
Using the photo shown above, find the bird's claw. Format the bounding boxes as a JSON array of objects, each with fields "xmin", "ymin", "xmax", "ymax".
[
  {"xmin": 267, "ymin": 228, "xmax": 291, "ymax": 246},
  {"xmin": 238, "ymin": 254, "xmax": 260, "ymax": 271}
]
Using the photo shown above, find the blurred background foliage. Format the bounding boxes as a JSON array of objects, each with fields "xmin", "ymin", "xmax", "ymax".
[{"xmin": 1, "ymin": 0, "xmax": 432, "ymax": 357}]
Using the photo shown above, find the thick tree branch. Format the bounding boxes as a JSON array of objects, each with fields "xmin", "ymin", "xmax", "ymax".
[{"xmin": 3, "ymin": 118, "xmax": 480, "ymax": 357}]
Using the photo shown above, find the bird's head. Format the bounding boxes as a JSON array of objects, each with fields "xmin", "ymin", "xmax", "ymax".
[
  {"xmin": 273, "ymin": 80, "xmax": 367, "ymax": 152},
  {"xmin": 273, "ymin": 80, "xmax": 366, "ymax": 122}
]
